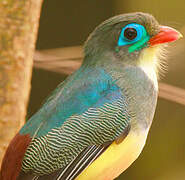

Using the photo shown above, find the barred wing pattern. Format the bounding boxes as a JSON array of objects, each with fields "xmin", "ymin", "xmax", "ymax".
[{"xmin": 19, "ymin": 96, "xmax": 131, "ymax": 179}]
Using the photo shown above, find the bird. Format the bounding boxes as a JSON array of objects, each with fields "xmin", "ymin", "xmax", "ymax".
[{"xmin": 0, "ymin": 12, "xmax": 182, "ymax": 180}]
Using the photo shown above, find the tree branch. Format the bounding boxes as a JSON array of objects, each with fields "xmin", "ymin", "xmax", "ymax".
[
  {"xmin": 0, "ymin": 0, "xmax": 43, "ymax": 164},
  {"xmin": 34, "ymin": 46, "xmax": 185, "ymax": 106}
]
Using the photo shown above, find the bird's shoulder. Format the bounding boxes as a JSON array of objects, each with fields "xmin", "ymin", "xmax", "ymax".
[{"xmin": 20, "ymin": 66, "xmax": 129, "ymax": 138}]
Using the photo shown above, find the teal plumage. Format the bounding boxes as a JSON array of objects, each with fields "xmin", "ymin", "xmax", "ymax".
[
  {"xmin": 20, "ymin": 65, "xmax": 131, "ymax": 175},
  {"xmin": 20, "ymin": 66, "xmax": 129, "ymax": 137}
]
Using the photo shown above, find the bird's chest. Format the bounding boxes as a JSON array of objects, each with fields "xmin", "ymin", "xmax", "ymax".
[{"xmin": 116, "ymin": 66, "xmax": 158, "ymax": 129}]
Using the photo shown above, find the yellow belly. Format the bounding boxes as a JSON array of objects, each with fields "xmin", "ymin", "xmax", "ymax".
[{"xmin": 76, "ymin": 129, "xmax": 149, "ymax": 180}]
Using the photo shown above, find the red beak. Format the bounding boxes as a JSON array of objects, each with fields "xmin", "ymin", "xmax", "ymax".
[{"xmin": 149, "ymin": 26, "xmax": 182, "ymax": 46}]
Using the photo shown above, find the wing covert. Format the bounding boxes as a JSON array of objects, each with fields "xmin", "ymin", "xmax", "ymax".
[{"xmin": 17, "ymin": 67, "xmax": 131, "ymax": 179}]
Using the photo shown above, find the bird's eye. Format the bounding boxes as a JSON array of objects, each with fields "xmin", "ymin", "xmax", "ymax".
[
  {"xmin": 124, "ymin": 28, "xmax": 137, "ymax": 41},
  {"xmin": 118, "ymin": 23, "xmax": 149, "ymax": 49}
]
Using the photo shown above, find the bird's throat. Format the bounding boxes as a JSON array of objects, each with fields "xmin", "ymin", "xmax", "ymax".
[{"xmin": 137, "ymin": 46, "xmax": 162, "ymax": 89}]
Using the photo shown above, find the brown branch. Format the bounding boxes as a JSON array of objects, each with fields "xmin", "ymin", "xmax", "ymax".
[
  {"xmin": 34, "ymin": 46, "xmax": 82, "ymax": 74},
  {"xmin": 159, "ymin": 82, "xmax": 185, "ymax": 106},
  {"xmin": 0, "ymin": 0, "xmax": 43, "ymax": 164},
  {"xmin": 34, "ymin": 46, "xmax": 185, "ymax": 106}
]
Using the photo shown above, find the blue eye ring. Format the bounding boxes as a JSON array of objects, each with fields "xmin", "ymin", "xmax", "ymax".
[{"xmin": 118, "ymin": 23, "xmax": 146, "ymax": 46}]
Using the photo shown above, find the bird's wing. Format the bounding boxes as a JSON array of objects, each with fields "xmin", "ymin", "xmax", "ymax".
[{"xmin": 1, "ymin": 67, "xmax": 131, "ymax": 180}]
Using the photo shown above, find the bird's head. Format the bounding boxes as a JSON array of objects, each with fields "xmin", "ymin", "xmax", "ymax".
[{"xmin": 84, "ymin": 12, "xmax": 182, "ymax": 76}]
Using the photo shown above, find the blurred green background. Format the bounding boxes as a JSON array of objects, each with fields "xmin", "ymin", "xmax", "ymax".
[{"xmin": 28, "ymin": 1, "xmax": 185, "ymax": 179}]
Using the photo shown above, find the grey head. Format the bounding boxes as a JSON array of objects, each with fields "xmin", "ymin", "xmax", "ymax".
[{"xmin": 83, "ymin": 12, "xmax": 160, "ymax": 66}]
